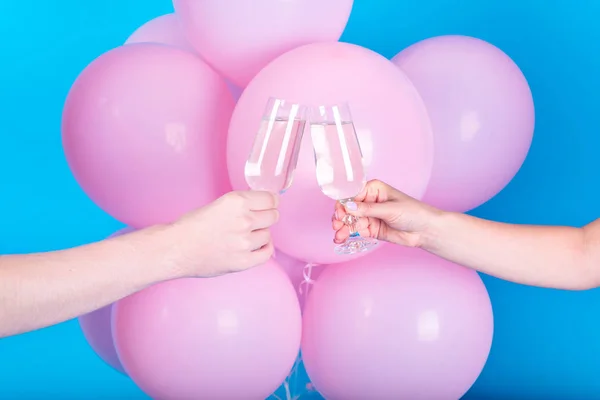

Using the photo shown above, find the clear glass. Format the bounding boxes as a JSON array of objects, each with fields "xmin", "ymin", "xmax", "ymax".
[
  {"xmin": 309, "ymin": 102, "xmax": 378, "ymax": 255},
  {"xmin": 244, "ymin": 97, "xmax": 307, "ymax": 194}
]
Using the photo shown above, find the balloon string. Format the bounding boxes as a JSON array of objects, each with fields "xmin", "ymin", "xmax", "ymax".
[
  {"xmin": 298, "ymin": 263, "xmax": 316, "ymax": 296},
  {"xmin": 282, "ymin": 263, "xmax": 318, "ymax": 400}
]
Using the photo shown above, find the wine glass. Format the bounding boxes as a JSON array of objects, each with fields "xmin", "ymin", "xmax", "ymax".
[
  {"xmin": 308, "ymin": 102, "xmax": 378, "ymax": 255},
  {"xmin": 244, "ymin": 97, "xmax": 307, "ymax": 193}
]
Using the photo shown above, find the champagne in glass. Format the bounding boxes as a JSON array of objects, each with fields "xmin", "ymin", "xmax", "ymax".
[
  {"xmin": 245, "ymin": 97, "xmax": 307, "ymax": 193},
  {"xmin": 309, "ymin": 102, "xmax": 377, "ymax": 255}
]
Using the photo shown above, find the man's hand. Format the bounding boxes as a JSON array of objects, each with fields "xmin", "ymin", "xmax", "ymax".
[{"xmin": 171, "ymin": 190, "xmax": 279, "ymax": 277}]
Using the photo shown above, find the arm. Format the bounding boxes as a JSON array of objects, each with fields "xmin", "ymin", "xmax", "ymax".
[
  {"xmin": 333, "ymin": 180, "xmax": 599, "ymax": 291},
  {"xmin": 0, "ymin": 225, "xmax": 179, "ymax": 338},
  {"xmin": 0, "ymin": 190, "xmax": 278, "ymax": 338},
  {"xmin": 423, "ymin": 212, "xmax": 599, "ymax": 290}
]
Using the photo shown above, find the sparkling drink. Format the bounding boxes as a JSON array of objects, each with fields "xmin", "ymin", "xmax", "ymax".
[
  {"xmin": 245, "ymin": 113, "xmax": 306, "ymax": 194},
  {"xmin": 309, "ymin": 102, "xmax": 377, "ymax": 255},
  {"xmin": 311, "ymin": 120, "xmax": 366, "ymax": 201}
]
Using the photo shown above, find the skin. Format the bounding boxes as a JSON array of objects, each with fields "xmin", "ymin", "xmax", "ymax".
[
  {"xmin": 0, "ymin": 190, "xmax": 279, "ymax": 338},
  {"xmin": 333, "ymin": 180, "xmax": 600, "ymax": 291}
]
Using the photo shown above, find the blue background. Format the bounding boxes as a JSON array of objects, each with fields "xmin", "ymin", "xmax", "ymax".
[{"xmin": 1, "ymin": 0, "xmax": 599, "ymax": 398}]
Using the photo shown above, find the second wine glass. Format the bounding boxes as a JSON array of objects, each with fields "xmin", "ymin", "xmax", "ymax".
[
  {"xmin": 244, "ymin": 97, "xmax": 307, "ymax": 194},
  {"xmin": 309, "ymin": 102, "xmax": 378, "ymax": 255}
]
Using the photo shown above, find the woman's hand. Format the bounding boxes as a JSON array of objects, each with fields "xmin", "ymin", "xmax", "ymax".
[
  {"xmin": 332, "ymin": 179, "xmax": 600, "ymax": 291},
  {"xmin": 332, "ymin": 180, "xmax": 440, "ymax": 248}
]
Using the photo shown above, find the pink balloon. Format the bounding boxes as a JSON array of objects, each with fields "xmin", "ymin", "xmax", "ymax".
[
  {"xmin": 125, "ymin": 13, "xmax": 194, "ymax": 52},
  {"xmin": 79, "ymin": 304, "xmax": 124, "ymax": 374},
  {"xmin": 124, "ymin": 13, "xmax": 243, "ymax": 102},
  {"xmin": 302, "ymin": 246, "xmax": 493, "ymax": 400},
  {"xmin": 173, "ymin": 0, "xmax": 354, "ymax": 87},
  {"xmin": 228, "ymin": 42, "xmax": 433, "ymax": 265},
  {"xmin": 226, "ymin": 81, "xmax": 243, "ymax": 103},
  {"xmin": 62, "ymin": 44, "xmax": 234, "ymax": 228},
  {"xmin": 392, "ymin": 35, "xmax": 535, "ymax": 212},
  {"xmin": 78, "ymin": 226, "xmax": 135, "ymax": 375},
  {"xmin": 113, "ymin": 260, "xmax": 302, "ymax": 399}
]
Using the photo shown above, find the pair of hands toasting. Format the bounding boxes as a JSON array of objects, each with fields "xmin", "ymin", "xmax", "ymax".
[
  {"xmin": 187, "ymin": 178, "xmax": 600, "ymax": 293},
  {"xmin": 3, "ymin": 179, "xmax": 600, "ymax": 338}
]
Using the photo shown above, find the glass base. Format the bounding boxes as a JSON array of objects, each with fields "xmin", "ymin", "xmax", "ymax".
[{"xmin": 334, "ymin": 235, "xmax": 378, "ymax": 255}]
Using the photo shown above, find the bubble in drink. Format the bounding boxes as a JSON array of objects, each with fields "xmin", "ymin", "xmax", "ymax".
[
  {"xmin": 245, "ymin": 117, "xmax": 306, "ymax": 193},
  {"xmin": 311, "ymin": 121, "xmax": 367, "ymax": 200}
]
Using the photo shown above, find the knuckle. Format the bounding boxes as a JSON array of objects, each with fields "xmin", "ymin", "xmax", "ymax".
[
  {"xmin": 369, "ymin": 179, "xmax": 388, "ymax": 192},
  {"xmin": 270, "ymin": 192, "xmax": 279, "ymax": 208},
  {"xmin": 258, "ymin": 211, "xmax": 278, "ymax": 227},
  {"xmin": 264, "ymin": 244, "xmax": 275, "ymax": 258},
  {"xmin": 261, "ymin": 230, "xmax": 272, "ymax": 243},
  {"xmin": 239, "ymin": 215, "xmax": 253, "ymax": 230},
  {"xmin": 238, "ymin": 236, "xmax": 253, "ymax": 251},
  {"xmin": 257, "ymin": 191, "xmax": 277, "ymax": 209},
  {"xmin": 222, "ymin": 191, "xmax": 247, "ymax": 208}
]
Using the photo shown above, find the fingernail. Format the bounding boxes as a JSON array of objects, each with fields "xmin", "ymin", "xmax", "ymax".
[
  {"xmin": 334, "ymin": 210, "xmax": 340, "ymax": 220},
  {"xmin": 345, "ymin": 201, "xmax": 357, "ymax": 211}
]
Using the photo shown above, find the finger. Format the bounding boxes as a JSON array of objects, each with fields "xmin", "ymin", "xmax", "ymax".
[
  {"xmin": 332, "ymin": 210, "xmax": 370, "ymax": 230},
  {"xmin": 342, "ymin": 216, "xmax": 369, "ymax": 230},
  {"xmin": 334, "ymin": 225, "xmax": 372, "ymax": 244},
  {"xmin": 333, "ymin": 217, "xmax": 370, "ymax": 243},
  {"xmin": 332, "ymin": 218, "xmax": 344, "ymax": 230},
  {"xmin": 240, "ymin": 190, "xmax": 279, "ymax": 211},
  {"xmin": 333, "ymin": 202, "xmax": 346, "ymax": 220},
  {"xmin": 332, "ymin": 204, "xmax": 347, "ymax": 226},
  {"xmin": 343, "ymin": 200, "xmax": 395, "ymax": 219},
  {"xmin": 247, "ymin": 241, "xmax": 275, "ymax": 266},
  {"xmin": 358, "ymin": 179, "xmax": 401, "ymax": 203},
  {"xmin": 248, "ymin": 228, "xmax": 271, "ymax": 251},
  {"xmin": 250, "ymin": 209, "xmax": 279, "ymax": 230}
]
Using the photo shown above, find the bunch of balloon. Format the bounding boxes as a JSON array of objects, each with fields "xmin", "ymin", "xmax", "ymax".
[
  {"xmin": 225, "ymin": 31, "xmax": 533, "ymax": 400},
  {"xmin": 64, "ymin": 0, "xmax": 352, "ymax": 399},
  {"xmin": 63, "ymin": 0, "xmax": 535, "ymax": 399}
]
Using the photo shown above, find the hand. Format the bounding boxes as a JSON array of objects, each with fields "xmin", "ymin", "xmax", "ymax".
[
  {"xmin": 332, "ymin": 180, "xmax": 440, "ymax": 248},
  {"xmin": 168, "ymin": 190, "xmax": 279, "ymax": 278}
]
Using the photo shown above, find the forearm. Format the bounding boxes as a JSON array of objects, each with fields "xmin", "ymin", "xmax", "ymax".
[
  {"xmin": 0, "ymin": 225, "xmax": 181, "ymax": 337},
  {"xmin": 422, "ymin": 212, "xmax": 595, "ymax": 290}
]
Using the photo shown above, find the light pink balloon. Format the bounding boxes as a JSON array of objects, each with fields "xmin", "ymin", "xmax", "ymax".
[
  {"xmin": 62, "ymin": 44, "xmax": 235, "ymax": 228},
  {"xmin": 125, "ymin": 13, "xmax": 194, "ymax": 52},
  {"xmin": 392, "ymin": 35, "xmax": 535, "ymax": 212},
  {"xmin": 173, "ymin": 0, "xmax": 354, "ymax": 87},
  {"xmin": 113, "ymin": 260, "xmax": 302, "ymax": 399},
  {"xmin": 78, "ymin": 226, "xmax": 135, "ymax": 375},
  {"xmin": 228, "ymin": 42, "xmax": 433, "ymax": 265},
  {"xmin": 226, "ymin": 81, "xmax": 243, "ymax": 103},
  {"xmin": 79, "ymin": 304, "xmax": 124, "ymax": 374},
  {"xmin": 125, "ymin": 14, "xmax": 244, "ymax": 102},
  {"xmin": 302, "ymin": 246, "xmax": 493, "ymax": 400}
]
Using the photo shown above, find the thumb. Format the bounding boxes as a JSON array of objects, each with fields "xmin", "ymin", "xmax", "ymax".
[{"xmin": 343, "ymin": 200, "xmax": 395, "ymax": 220}]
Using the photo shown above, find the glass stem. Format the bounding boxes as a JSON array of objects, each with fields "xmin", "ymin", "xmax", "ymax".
[{"xmin": 340, "ymin": 199, "xmax": 360, "ymax": 238}]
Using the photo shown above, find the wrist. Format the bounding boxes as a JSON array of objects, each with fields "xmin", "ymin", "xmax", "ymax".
[
  {"xmin": 120, "ymin": 223, "xmax": 189, "ymax": 284},
  {"xmin": 418, "ymin": 207, "xmax": 452, "ymax": 252}
]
